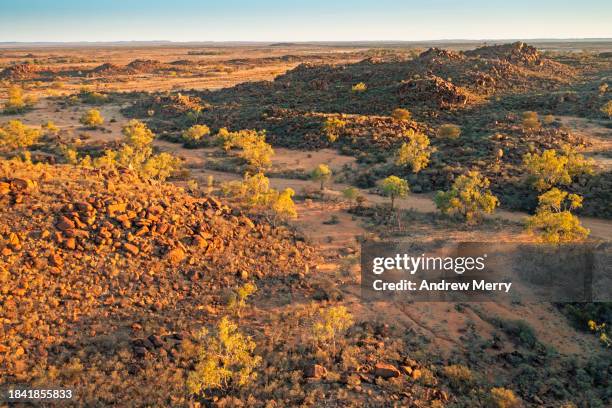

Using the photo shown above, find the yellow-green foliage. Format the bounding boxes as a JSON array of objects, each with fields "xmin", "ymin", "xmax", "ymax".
[
  {"xmin": 601, "ymin": 100, "xmax": 612, "ymax": 118},
  {"xmin": 391, "ymin": 108, "xmax": 411, "ymax": 121},
  {"xmin": 322, "ymin": 117, "xmax": 346, "ymax": 142},
  {"xmin": 0, "ymin": 120, "xmax": 41, "ymax": 150},
  {"xmin": 351, "ymin": 82, "xmax": 367, "ymax": 93},
  {"xmin": 182, "ymin": 124, "xmax": 211, "ymax": 143},
  {"xmin": 222, "ymin": 173, "xmax": 297, "ymax": 220},
  {"xmin": 437, "ymin": 123, "xmax": 461, "ymax": 140},
  {"xmin": 521, "ymin": 111, "xmax": 540, "ymax": 131},
  {"xmin": 487, "ymin": 387, "xmax": 521, "ymax": 408},
  {"xmin": 61, "ymin": 146, "xmax": 79, "ymax": 165},
  {"xmin": 78, "ymin": 87, "xmax": 108, "ymax": 104},
  {"xmin": 312, "ymin": 306, "xmax": 353, "ymax": 354},
  {"xmin": 442, "ymin": 364, "xmax": 474, "ymax": 389},
  {"xmin": 543, "ymin": 114, "xmax": 555, "ymax": 125},
  {"xmin": 91, "ymin": 120, "xmax": 180, "ymax": 181},
  {"xmin": 272, "ymin": 187, "xmax": 298, "ymax": 221},
  {"xmin": 79, "ymin": 109, "xmax": 104, "ymax": 128},
  {"xmin": 342, "ymin": 186, "xmax": 360, "ymax": 204},
  {"xmin": 187, "ymin": 317, "xmax": 261, "ymax": 397},
  {"xmin": 522, "ymin": 146, "xmax": 594, "ymax": 191},
  {"xmin": 215, "ymin": 128, "xmax": 273, "ymax": 170},
  {"xmin": 526, "ymin": 188, "xmax": 589, "ymax": 243},
  {"xmin": 310, "ymin": 164, "xmax": 332, "ymax": 190},
  {"xmin": 43, "ymin": 121, "xmax": 60, "ymax": 135},
  {"xmin": 141, "ymin": 152, "xmax": 182, "ymax": 181},
  {"xmin": 380, "ymin": 175, "xmax": 409, "ymax": 209},
  {"xmin": 434, "ymin": 171, "xmax": 499, "ymax": 223},
  {"xmin": 588, "ymin": 320, "xmax": 611, "ymax": 348},
  {"xmin": 239, "ymin": 139, "xmax": 274, "ymax": 172},
  {"xmin": 395, "ymin": 129, "xmax": 432, "ymax": 173},
  {"xmin": 3, "ymin": 86, "xmax": 36, "ymax": 113},
  {"xmin": 228, "ymin": 282, "xmax": 257, "ymax": 318},
  {"xmin": 122, "ymin": 119, "xmax": 154, "ymax": 150}
]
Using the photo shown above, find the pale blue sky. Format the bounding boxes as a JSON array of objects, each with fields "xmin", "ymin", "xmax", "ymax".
[{"xmin": 0, "ymin": 0, "xmax": 610, "ymax": 42}]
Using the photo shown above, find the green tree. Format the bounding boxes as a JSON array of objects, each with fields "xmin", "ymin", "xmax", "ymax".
[
  {"xmin": 141, "ymin": 152, "xmax": 182, "ymax": 181},
  {"xmin": 272, "ymin": 187, "xmax": 298, "ymax": 221},
  {"xmin": 239, "ymin": 139, "xmax": 274, "ymax": 172},
  {"xmin": 342, "ymin": 186, "xmax": 360, "ymax": 207},
  {"xmin": 0, "ymin": 120, "xmax": 41, "ymax": 150},
  {"xmin": 79, "ymin": 109, "xmax": 104, "ymax": 128},
  {"xmin": 434, "ymin": 171, "xmax": 499, "ymax": 223},
  {"xmin": 437, "ymin": 124, "xmax": 461, "ymax": 140},
  {"xmin": 395, "ymin": 129, "xmax": 432, "ymax": 173},
  {"xmin": 187, "ymin": 317, "xmax": 261, "ymax": 397},
  {"xmin": 526, "ymin": 188, "xmax": 589, "ymax": 243},
  {"xmin": 380, "ymin": 175, "xmax": 409, "ymax": 209},
  {"xmin": 311, "ymin": 164, "xmax": 332, "ymax": 190}
]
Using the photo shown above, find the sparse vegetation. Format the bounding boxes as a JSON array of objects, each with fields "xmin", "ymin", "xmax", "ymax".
[
  {"xmin": 181, "ymin": 124, "xmax": 211, "ymax": 146},
  {"xmin": 487, "ymin": 387, "xmax": 521, "ymax": 408},
  {"xmin": 3, "ymin": 85, "xmax": 36, "ymax": 113},
  {"xmin": 312, "ymin": 306, "xmax": 353, "ymax": 355},
  {"xmin": 601, "ymin": 100, "xmax": 612, "ymax": 118},
  {"xmin": 521, "ymin": 111, "xmax": 540, "ymax": 131},
  {"xmin": 434, "ymin": 171, "xmax": 499, "ymax": 223},
  {"xmin": 351, "ymin": 82, "xmax": 367, "ymax": 93}
]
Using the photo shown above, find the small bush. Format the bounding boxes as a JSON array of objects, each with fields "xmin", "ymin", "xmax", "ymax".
[
  {"xmin": 521, "ymin": 111, "xmax": 540, "ymax": 131},
  {"xmin": 522, "ymin": 146, "xmax": 594, "ymax": 191},
  {"xmin": 122, "ymin": 119, "xmax": 154, "ymax": 149},
  {"xmin": 227, "ymin": 282, "xmax": 257, "ymax": 318},
  {"xmin": 434, "ymin": 171, "xmax": 498, "ymax": 223},
  {"xmin": 487, "ymin": 387, "xmax": 521, "ymax": 408},
  {"xmin": 351, "ymin": 82, "xmax": 367, "ymax": 93},
  {"xmin": 526, "ymin": 188, "xmax": 589, "ymax": 243},
  {"xmin": 182, "ymin": 124, "xmax": 211, "ymax": 146},
  {"xmin": 239, "ymin": 139, "xmax": 274, "ymax": 172},
  {"xmin": 3, "ymin": 86, "xmax": 36, "ymax": 113},
  {"xmin": 187, "ymin": 317, "xmax": 261, "ymax": 397},
  {"xmin": 379, "ymin": 175, "xmax": 409, "ymax": 209},
  {"xmin": 442, "ymin": 364, "xmax": 474, "ymax": 390},
  {"xmin": 600, "ymin": 100, "xmax": 612, "ymax": 118},
  {"xmin": 312, "ymin": 306, "xmax": 353, "ymax": 355},
  {"xmin": 437, "ymin": 124, "xmax": 461, "ymax": 140},
  {"xmin": 79, "ymin": 109, "xmax": 104, "ymax": 128},
  {"xmin": 322, "ymin": 117, "xmax": 347, "ymax": 143},
  {"xmin": 0, "ymin": 120, "xmax": 41, "ymax": 150},
  {"xmin": 391, "ymin": 108, "xmax": 411, "ymax": 121}
]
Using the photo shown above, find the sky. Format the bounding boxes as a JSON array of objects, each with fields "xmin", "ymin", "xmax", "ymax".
[{"xmin": 0, "ymin": 0, "xmax": 611, "ymax": 42}]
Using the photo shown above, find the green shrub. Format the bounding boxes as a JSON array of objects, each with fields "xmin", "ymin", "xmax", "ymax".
[
  {"xmin": 487, "ymin": 387, "xmax": 521, "ymax": 408},
  {"xmin": 434, "ymin": 171, "xmax": 498, "ymax": 223},
  {"xmin": 322, "ymin": 117, "xmax": 346, "ymax": 143},
  {"xmin": 3, "ymin": 86, "xmax": 36, "ymax": 113},
  {"xmin": 312, "ymin": 306, "xmax": 353, "ymax": 355},
  {"xmin": 442, "ymin": 364, "xmax": 474, "ymax": 390},
  {"xmin": 600, "ymin": 100, "xmax": 612, "ymax": 118}
]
